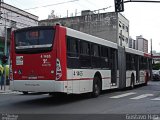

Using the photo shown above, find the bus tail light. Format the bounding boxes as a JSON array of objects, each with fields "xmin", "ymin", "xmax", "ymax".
[
  {"xmin": 9, "ymin": 72, "xmax": 13, "ymax": 81},
  {"xmin": 56, "ymin": 58, "xmax": 62, "ymax": 80}
]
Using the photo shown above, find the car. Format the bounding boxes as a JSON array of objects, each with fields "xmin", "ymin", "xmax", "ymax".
[{"xmin": 152, "ymin": 70, "xmax": 160, "ymax": 81}]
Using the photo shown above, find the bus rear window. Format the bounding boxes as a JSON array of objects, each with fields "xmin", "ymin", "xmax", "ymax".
[{"xmin": 15, "ymin": 27, "xmax": 55, "ymax": 53}]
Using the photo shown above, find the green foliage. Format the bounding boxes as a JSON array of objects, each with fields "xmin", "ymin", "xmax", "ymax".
[{"xmin": 152, "ymin": 63, "xmax": 160, "ymax": 70}]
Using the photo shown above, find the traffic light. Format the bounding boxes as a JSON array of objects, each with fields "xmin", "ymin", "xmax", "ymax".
[
  {"xmin": 114, "ymin": 0, "xmax": 124, "ymax": 12},
  {"xmin": 1, "ymin": 55, "xmax": 8, "ymax": 64}
]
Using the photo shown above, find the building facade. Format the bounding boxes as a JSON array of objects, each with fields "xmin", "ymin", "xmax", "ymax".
[
  {"xmin": 0, "ymin": 2, "xmax": 38, "ymax": 62},
  {"xmin": 136, "ymin": 35, "xmax": 148, "ymax": 53},
  {"xmin": 129, "ymin": 37, "xmax": 136, "ymax": 49},
  {"xmin": 39, "ymin": 11, "xmax": 129, "ymax": 47}
]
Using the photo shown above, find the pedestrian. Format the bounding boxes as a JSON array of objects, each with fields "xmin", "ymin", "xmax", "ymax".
[{"xmin": 0, "ymin": 64, "xmax": 4, "ymax": 86}]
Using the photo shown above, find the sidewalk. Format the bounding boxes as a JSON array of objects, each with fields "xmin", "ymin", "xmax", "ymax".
[{"xmin": 0, "ymin": 85, "xmax": 11, "ymax": 93}]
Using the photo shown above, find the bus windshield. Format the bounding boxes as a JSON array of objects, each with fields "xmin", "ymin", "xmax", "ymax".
[{"xmin": 15, "ymin": 26, "xmax": 55, "ymax": 53}]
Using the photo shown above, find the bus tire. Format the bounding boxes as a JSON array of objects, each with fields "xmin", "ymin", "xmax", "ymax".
[
  {"xmin": 92, "ymin": 76, "xmax": 101, "ymax": 98},
  {"xmin": 130, "ymin": 74, "xmax": 135, "ymax": 89}
]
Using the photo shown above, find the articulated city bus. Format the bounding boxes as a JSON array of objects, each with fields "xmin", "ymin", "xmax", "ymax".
[{"xmin": 10, "ymin": 24, "xmax": 151, "ymax": 97}]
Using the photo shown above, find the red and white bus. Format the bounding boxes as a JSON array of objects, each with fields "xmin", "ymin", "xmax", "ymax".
[{"xmin": 10, "ymin": 24, "xmax": 151, "ymax": 97}]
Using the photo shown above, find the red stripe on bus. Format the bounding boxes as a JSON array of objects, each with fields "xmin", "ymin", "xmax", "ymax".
[
  {"xmin": 67, "ymin": 78, "xmax": 93, "ymax": 81},
  {"xmin": 67, "ymin": 77, "xmax": 111, "ymax": 81}
]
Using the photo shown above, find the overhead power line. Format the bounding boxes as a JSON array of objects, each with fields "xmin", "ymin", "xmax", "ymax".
[
  {"xmin": 85, "ymin": 0, "xmax": 97, "ymax": 7},
  {"xmin": 124, "ymin": 0, "xmax": 160, "ymax": 3},
  {"xmin": 24, "ymin": 0, "xmax": 79, "ymax": 10}
]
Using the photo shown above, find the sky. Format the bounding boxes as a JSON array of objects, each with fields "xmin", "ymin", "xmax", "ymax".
[{"xmin": 3, "ymin": 0, "xmax": 160, "ymax": 52}]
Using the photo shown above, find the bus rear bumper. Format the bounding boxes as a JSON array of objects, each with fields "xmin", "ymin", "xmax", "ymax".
[{"xmin": 10, "ymin": 80, "xmax": 67, "ymax": 93}]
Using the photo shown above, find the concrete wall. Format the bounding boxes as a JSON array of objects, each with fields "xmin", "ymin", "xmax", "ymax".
[
  {"xmin": 136, "ymin": 35, "xmax": 148, "ymax": 53},
  {"xmin": 0, "ymin": 2, "xmax": 38, "ymax": 29},
  {"xmin": 129, "ymin": 37, "xmax": 136, "ymax": 49},
  {"xmin": 0, "ymin": 2, "xmax": 38, "ymax": 37},
  {"xmin": 118, "ymin": 13, "xmax": 129, "ymax": 47},
  {"xmin": 40, "ymin": 12, "xmax": 120, "ymax": 44},
  {"xmin": 0, "ymin": 2, "xmax": 39, "ymax": 56},
  {"xmin": 40, "ymin": 12, "xmax": 129, "ymax": 47}
]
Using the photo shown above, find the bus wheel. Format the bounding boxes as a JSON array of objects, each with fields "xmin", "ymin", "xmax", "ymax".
[
  {"xmin": 92, "ymin": 77, "xmax": 101, "ymax": 98},
  {"xmin": 130, "ymin": 74, "xmax": 135, "ymax": 89},
  {"xmin": 22, "ymin": 91, "xmax": 28, "ymax": 95}
]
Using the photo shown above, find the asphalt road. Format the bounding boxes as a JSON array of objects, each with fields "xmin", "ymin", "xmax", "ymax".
[{"xmin": 0, "ymin": 81, "xmax": 160, "ymax": 120}]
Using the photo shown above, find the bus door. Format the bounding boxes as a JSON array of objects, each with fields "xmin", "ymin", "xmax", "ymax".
[
  {"xmin": 135, "ymin": 55, "xmax": 140, "ymax": 83},
  {"xmin": 110, "ymin": 49, "xmax": 117, "ymax": 86}
]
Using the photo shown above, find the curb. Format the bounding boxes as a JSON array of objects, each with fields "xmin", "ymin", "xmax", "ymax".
[
  {"xmin": 0, "ymin": 86, "xmax": 11, "ymax": 93},
  {"xmin": 0, "ymin": 90, "xmax": 11, "ymax": 93},
  {"xmin": 0, "ymin": 90, "xmax": 22, "ymax": 94}
]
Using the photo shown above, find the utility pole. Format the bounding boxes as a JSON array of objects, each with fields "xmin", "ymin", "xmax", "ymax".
[
  {"xmin": 0, "ymin": 0, "xmax": 7, "ymax": 91},
  {"xmin": 4, "ymin": 15, "xmax": 7, "ymax": 91},
  {"xmin": 0, "ymin": 0, "xmax": 2, "ymax": 90},
  {"xmin": 150, "ymin": 39, "xmax": 153, "ymax": 81}
]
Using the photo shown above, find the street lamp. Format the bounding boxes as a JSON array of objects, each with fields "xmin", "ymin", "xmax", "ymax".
[{"xmin": 150, "ymin": 39, "xmax": 153, "ymax": 81}]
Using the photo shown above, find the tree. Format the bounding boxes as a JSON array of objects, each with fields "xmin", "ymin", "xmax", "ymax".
[{"xmin": 152, "ymin": 63, "xmax": 160, "ymax": 70}]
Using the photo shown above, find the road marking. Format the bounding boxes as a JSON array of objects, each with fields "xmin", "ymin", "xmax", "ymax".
[
  {"xmin": 151, "ymin": 97, "xmax": 160, "ymax": 101},
  {"xmin": 130, "ymin": 94, "xmax": 153, "ymax": 100},
  {"xmin": 153, "ymin": 117, "xmax": 160, "ymax": 120},
  {"xmin": 0, "ymin": 92, "xmax": 49, "ymax": 95},
  {"xmin": 110, "ymin": 92, "xmax": 136, "ymax": 98}
]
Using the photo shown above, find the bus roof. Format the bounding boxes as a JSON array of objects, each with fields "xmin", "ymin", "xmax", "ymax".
[
  {"xmin": 66, "ymin": 27, "xmax": 118, "ymax": 49},
  {"xmin": 125, "ymin": 47, "xmax": 151, "ymax": 57},
  {"xmin": 66, "ymin": 27, "xmax": 151, "ymax": 58}
]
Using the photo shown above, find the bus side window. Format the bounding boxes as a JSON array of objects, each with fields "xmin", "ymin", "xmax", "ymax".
[
  {"xmin": 66, "ymin": 36, "xmax": 80, "ymax": 68},
  {"xmin": 139, "ymin": 57, "xmax": 145, "ymax": 70},
  {"xmin": 91, "ymin": 44, "xmax": 101, "ymax": 68},
  {"xmin": 131, "ymin": 56, "xmax": 135, "ymax": 70},
  {"xmin": 67, "ymin": 36, "xmax": 79, "ymax": 57},
  {"xmin": 67, "ymin": 37, "xmax": 71, "ymax": 52},
  {"xmin": 92, "ymin": 44, "xmax": 100, "ymax": 57},
  {"xmin": 80, "ymin": 41, "xmax": 90, "ymax": 55},
  {"xmin": 101, "ymin": 46, "xmax": 109, "ymax": 69},
  {"xmin": 79, "ymin": 41, "xmax": 91, "ymax": 68}
]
